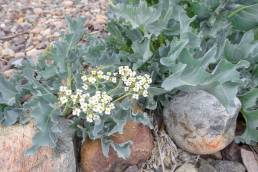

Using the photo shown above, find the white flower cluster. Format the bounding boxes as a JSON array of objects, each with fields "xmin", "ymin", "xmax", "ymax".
[
  {"xmin": 59, "ymin": 86, "xmax": 115, "ymax": 123},
  {"xmin": 58, "ymin": 66, "xmax": 152, "ymax": 123},
  {"xmin": 118, "ymin": 66, "xmax": 152, "ymax": 99},
  {"xmin": 81, "ymin": 69, "xmax": 117, "ymax": 84}
]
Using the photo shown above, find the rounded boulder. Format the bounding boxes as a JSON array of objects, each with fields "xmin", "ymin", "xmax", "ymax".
[{"xmin": 163, "ymin": 90, "xmax": 241, "ymax": 154}]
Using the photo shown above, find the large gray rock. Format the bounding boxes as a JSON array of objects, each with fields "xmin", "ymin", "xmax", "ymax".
[
  {"xmin": 163, "ymin": 90, "xmax": 241, "ymax": 154},
  {"xmin": 0, "ymin": 118, "xmax": 77, "ymax": 172}
]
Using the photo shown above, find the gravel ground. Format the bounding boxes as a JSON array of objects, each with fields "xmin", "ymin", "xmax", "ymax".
[{"xmin": 0, "ymin": 0, "xmax": 107, "ymax": 71}]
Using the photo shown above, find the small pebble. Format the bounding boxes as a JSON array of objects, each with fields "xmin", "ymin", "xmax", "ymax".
[
  {"xmin": 63, "ymin": 1, "xmax": 74, "ymax": 8},
  {"xmin": 33, "ymin": 8, "xmax": 43, "ymax": 15}
]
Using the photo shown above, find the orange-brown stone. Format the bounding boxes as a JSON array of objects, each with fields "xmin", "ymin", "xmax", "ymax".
[{"xmin": 80, "ymin": 121, "xmax": 154, "ymax": 172}]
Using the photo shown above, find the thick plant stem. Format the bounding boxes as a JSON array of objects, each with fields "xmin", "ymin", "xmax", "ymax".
[{"xmin": 63, "ymin": 63, "xmax": 73, "ymax": 117}]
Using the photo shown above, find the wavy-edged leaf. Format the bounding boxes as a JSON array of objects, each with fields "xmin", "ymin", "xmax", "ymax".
[
  {"xmin": 111, "ymin": 141, "xmax": 132, "ymax": 159},
  {"xmin": 25, "ymin": 99, "xmax": 60, "ymax": 155},
  {"xmin": 0, "ymin": 75, "xmax": 17, "ymax": 106},
  {"xmin": 228, "ymin": 4, "xmax": 258, "ymax": 31},
  {"xmin": 236, "ymin": 88, "xmax": 258, "ymax": 145},
  {"xmin": 111, "ymin": 0, "xmax": 161, "ymax": 29},
  {"xmin": 162, "ymin": 45, "xmax": 250, "ymax": 114},
  {"xmin": 111, "ymin": 0, "xmax": 173, "ymax": 36}
]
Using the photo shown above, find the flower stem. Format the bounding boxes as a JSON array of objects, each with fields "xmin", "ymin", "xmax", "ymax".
[
  {"xmin": 63, "ymin": 63, "xmax": 73, "ymax": 117},
  {"xmin": 108, "ymin": 80, "xmax": 122, "ymax": 95},
  {"xmin": 112, "ymin": 92, "xmax": 131, "ymax": 103}
]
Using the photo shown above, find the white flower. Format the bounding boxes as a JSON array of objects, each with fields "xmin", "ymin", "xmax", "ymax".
[
  {"xmin": 131, "ymin": 71, "xmax": 136, "ymax": 77},
  {"xmin": 81, "ymin": 75, "xmax": 87, "ymax": 82},
  {"xmin": 65, "ymin": 89, "xmax": 72, "ymax": 96},
  {"xmin": 88, "ymin": 76, "xmax": 96, "ymax": 84},
  {"xmin": 143, "ymin": 84, "xmax": 150, "ymax": 89},
  {"xmin": 132, "ymin": 94, "xmax": 139, "ymax": 100},
  {"xmin": 73, "ymin": 108, "xmax": 81, "ymax": 116},
  {"xmin": 82, "ymin": 84, "xmax": 88, "ymax": 90},
  {"xmin": 143, "ymin": 90, "xmax": 148, "ymax": 97},
  {"xmin": 81, "ymin": 103, "xmax": 88, "ymax": 112},
  {"xmin": 91, "ymin": 70, "xmax": 97, "ymax": 75},
  {"xmin": 59, "ymin": 96, "xmax": 68, "ymax": 104},
  {"xmin": 111, "ymin": 77, "xmax": 117, "ymax": 83},
  {"xmin": 97, "ymin": 70, "xmax": 103, "ymax": 75},
  {"xmin": 76, "ymin": 89, "xmax": 83, "ymax": 95},
  {"xmin": 79, "ymin": 97, "xmax": 86, "ymax": 104},
  {"xmin": 105, "ymin": 109, "xmax": 111, "ymax": 115},
  {"xmin": 71, "ymin": 95, "xmax": 78, "ymax": 103},
  {"xmin": 86, "ymin": 113, "xmax": 94, "ymax": 123},
  {"xmin": 124, "ymin": 80, "xmax": 131, "ymax": 86},
  {"xmin": 103, "ymin": 75, "xmax": 110, "ymax": 80},
  {"xmin": 124, "ymin": 87, "xmax": 129, "ymax": 91},
  {"xmin": 59, "ymin": 86, "xmax": 67, "ymax": 92},
  {"xmin": 133, "ymin": 86, "xmax": 140, "ymax": 92},
  {"xmin": 97, "ymin": 70, "xmax": 104, "ymax": 79}
]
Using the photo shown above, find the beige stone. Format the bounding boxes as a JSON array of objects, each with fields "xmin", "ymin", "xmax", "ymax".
[
  {"xmin": 0, "ymin": 121, "xmax": 76, "ymax": 172},
  {"xmin": 63, "ymin": 1, "xmax": 74, "ymax": 8},
  {"xmin": 33, "ymin": 8, "xmax": 43, "ymax": 15},
  {"xmin": 175, "ymin": 163, "xmax": 198, "ymax": 172},
  {"xmin": 96, "ymin": 14, "xmax": 107, "ymax": 24}
]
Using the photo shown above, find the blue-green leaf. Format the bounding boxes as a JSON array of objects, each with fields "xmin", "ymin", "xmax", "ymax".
[{"xmin": 228, "ymin": 4, "xmax": 258, "ymax": 31}]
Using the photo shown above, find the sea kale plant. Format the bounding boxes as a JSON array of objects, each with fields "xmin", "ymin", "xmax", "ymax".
[
  {"xmin": 59, "ymin": 66, "xmax": 153, "ymax": 158},
  {"xmin": 0, "ymin": 0, "xmax": 258, "ymax": 158}
]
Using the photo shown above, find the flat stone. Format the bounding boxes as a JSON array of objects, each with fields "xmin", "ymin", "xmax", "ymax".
[
  {"xmin": 33, "ymin": 8, "xmax": 43, "ymax": 15},
  {"xmin": 0, "ymin": 119, "xmax": 76, "ymax": 172},
  {"xmin": 41, "ymin": 28, "xmax": 51, "ymax": 36},
  {"xmin": 26, "ymin": 49, "xmax": 42, "ymax": 63},
  {"xmin": 211, "ymin": 160, "xmax": 245, "ymax": 172},
  {"xmin": 124, "ymin": 165, "xmax": 138, "ymax": 172},
  {"xmin": 15, "ymin": 52, "xmax": 25, "ymax": 58},
  {"xmin": 63, "ymin": 1, "xmax": 74, "ymax": 8},
  {"xmin": 175, "ymin": 163, "xmax": 198, "ymax": 172},
  {"xmin": 163, "ymin": 90, "xmax": 241, "ymax": 154},
  {"xmin": 198, "ymin": 160, "xmax": 217, "ymax": 172},
  {"xmin": 96, "ymin": 14, "xmax": 107, "ymax": 24},
  {"xmin": 241, "ymin": 148, "xmax": 258, "ymax": 172},
  {"xmin": 2, "ymin": 48, "xmax": 15, "ymax": 57},
  {"xmin": 3, "ymin": 69, "xmax": 16, "ymax": 79},
  {"xmin": 80, "ymin": 121, "xmax": 154, "ymax": 172}
]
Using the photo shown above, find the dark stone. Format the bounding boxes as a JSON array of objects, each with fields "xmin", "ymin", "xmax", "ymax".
[{"xmin": 221, "ymin": 142, "xmax": 242, "ymax": 162}]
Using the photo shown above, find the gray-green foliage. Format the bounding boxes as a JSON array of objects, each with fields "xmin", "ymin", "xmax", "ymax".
[
  {"xmin": 0, "ymin": 75, "xmax": 25, "ymax": 126},
  {"xmin": 104, "ymin": 0, "xmax": 258, "ymax": 144}
]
